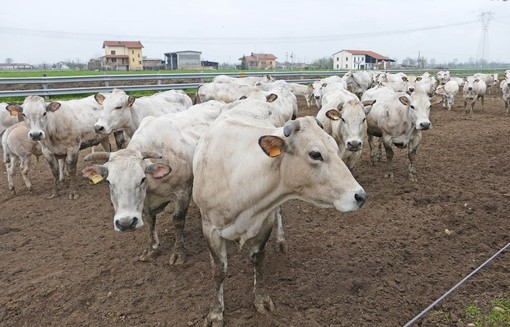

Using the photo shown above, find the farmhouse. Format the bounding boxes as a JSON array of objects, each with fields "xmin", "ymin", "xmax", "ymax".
[
  {"xmin": 143, "ymin": 57, "xmax": 165, "ymax": 70},
  {"xmin": 0, "ymin": 63, "xmax": 34, "ymax": 70},
  {"xmin": 239, "ymin": 52, "xmax": 277, "ymax": 70},
  {"xmin": 164, "ymin": 51, "xmax": 202, "ymax": 70},
  {"xmin": 101, "ymin": 41, "xmax": 144, "ymax": 71},
  {"xmin": 332, "ymin": 49, "xmax": 395, "ymax": 70}
]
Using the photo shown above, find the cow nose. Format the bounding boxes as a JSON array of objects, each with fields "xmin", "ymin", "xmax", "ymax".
[
  {"xmin": 420, "ymin": 122, "xmax": 431, "ymax": 130},
  {"xmin": 347, "ymin": 140, "xmax": 361, "ymax": 150},
  {"xmin": 94, "ymin": 125, "xmax": 105, "ymax": 133},
  {"xmin": 354, "ymin": 190, "xmax": 367, "ymax": 208},
  {"xmin": 115, "ymin": 217, "xmax": 138, "ymax": 231},
  {"xmin": 408, "ymin": 87, "xmax": 415, "ymax": 92},
  {"xmin": 468, "ymin": 87, "xmax": 473, "ymax": 91},
  {"xmin": 315, "ymin": 96, "xmax": 320, "ymax": 99},
  {"xmin": 29, "ymin": 131, "xmax": 42, "ymax": 140}
]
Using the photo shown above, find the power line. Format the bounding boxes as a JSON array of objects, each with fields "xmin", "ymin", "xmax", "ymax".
[
  {"xmin": 0, "ymin": 19, "xmax": 479, "ymax": 45},
  {"xmin": 477, "ymin": 11, "xmax": 495, "ymax": 67}
]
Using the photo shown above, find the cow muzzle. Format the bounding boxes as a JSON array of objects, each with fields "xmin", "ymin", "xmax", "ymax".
[
  {"xmin": 114, "ymin": 217, "xmax": 140, "ymax": 231},
  {"xmin": 29, "ymin": 131, "xmax": 44, "ymax": 141},
  {"xmin": 347, "ymin": 140, "xmax": 362, "ymax": 151},
  {"xmin": 354, "ymin": 190, "xmax": 367, "ymax": 208},
  {"xmin": 94, "ymin": 125, "xmax": 106, "ymax": 134},
  {"xmin": 419, "ymin": 122, "xmax": 431, "ymax": 130}
]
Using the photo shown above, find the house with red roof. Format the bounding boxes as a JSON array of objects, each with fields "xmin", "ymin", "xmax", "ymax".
[
  {"xmin": 239, "ymin": 52, "xmax": 277, "ymax": 70},
  {"xmin": 332, "ymin": 50, "xmax": 395, "ymax": 70},
  {"xmin": 102, "ymin": 41, "xmax": 144, "ymax": 71}
]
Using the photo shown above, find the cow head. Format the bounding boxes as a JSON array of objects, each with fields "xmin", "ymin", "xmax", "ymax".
[
  {"xmin": 94, "ymin": 89, "xmax": 136, "ymax": 135},
  {"xmin": 83, "ymin": 149, "xmax": 171, "ymax": 232},
  {"xmin": 258, "ymin": 116, "xmax": 366, "ymax": 212},
  {"xmin": 6, "ymin": 96, "xmax": 61, "ymax": 141},
  {"xmin": 400, "ymin": 93, "xmax": 440, "ymax": 131}
]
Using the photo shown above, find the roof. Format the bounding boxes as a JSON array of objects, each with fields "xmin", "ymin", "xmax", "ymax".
[
  {"xmin": 239, "ymin": 53, "xmax": 277, "ymax": 61},
  {"xmin": 335, "ymin": 49, "xmax": 394, "ymax": 61},
  {"xmin": 103, "ymin": 41, "xmax": 144, "ymax": 49},
  {"xmin": 164, "ymin": 50, "xmax": 202, "ymax": 55},
  {"xmin": 0, "ymin": 63, "xmax": 33, "ymax": 67}
]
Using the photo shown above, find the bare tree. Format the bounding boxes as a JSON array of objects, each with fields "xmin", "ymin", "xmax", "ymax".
[{"xmin": 5, "ymin": 58, "xmax": 13, "ymax": 64}]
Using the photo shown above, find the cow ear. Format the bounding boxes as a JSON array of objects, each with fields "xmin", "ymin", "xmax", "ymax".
[
  {"xmin": 326, "ymin": 109, "xmax": 341, "ymax": 121},
  {"xmin": 46, "ymin": 102, "xmax": 61, "ymax": 112},
  {"xmin": 402, "ymin": 76, "xmax": 408, "ymax": 82},
  {"xmin": 266, "ymin": 93, "xmax": 278, "ymax": 103},
  {"xmin": 146, "ymin": 163, "xmax": 171, "ymax": 179},
  {"xmin": 95, "ymin": 93, "xmax": 105, "ymax": 105},
  {"xmin": 322, "ymin": 83, "xmax": 327, "ymax": 88},
  {"xmin": 6, "ymin": 104, "xmax": 22, "ymax": 116},
  {"xmin": 474, "ymin": 79, "xmax": 480, "ymax": 83},
  {"xmin": 127, "ymin": 96, "xmax": 136, "ymax": 107},
  {"xmin": 362, "ymin": 100, "xmax": 376, "ymax": 114},
  {"xmin": 82, "ymin": 165, "xmax": 108, "ymax": 185},
  {"xmin": 259, "ymin": 135, "xmax": 285, "ymax": 157},
  {"xmin": 399, "ymin": 96, "xmax": 410, "ymax": 106},
  {"xmin": 430, "ymin": 96, "xmax": 443, "ymax": 105}
]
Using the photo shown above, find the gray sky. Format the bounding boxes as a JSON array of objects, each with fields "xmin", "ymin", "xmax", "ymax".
[{"xmin": 1, "ymin": 0, "xmax": 510, "ymax": 66}]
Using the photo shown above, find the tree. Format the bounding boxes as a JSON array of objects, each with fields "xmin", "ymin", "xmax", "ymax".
[
  {"xmin": 5, "ymin": 58, "xmax": 13, "ymax": 64},
  {"xmin": 311, "ymin": 57, "xmax": 333, "ymax": 69}
]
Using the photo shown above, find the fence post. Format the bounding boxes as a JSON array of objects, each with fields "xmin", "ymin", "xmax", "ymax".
[{"xmin": 42, "ymin": 74, "xmax": 49, "ymax": 100}]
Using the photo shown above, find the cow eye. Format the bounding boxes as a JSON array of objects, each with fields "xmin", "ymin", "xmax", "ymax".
[
  {"xmin": 43, "ymin": 112, "xmax": 47, "ymax": 117},
  {"xmin": 140, "ymin": 177, "xmax": 146, "ymax": 185},
  {"xmin": 105, "ymin": 179, "xmax": 110, "ymax": 185},
  {"xmin": 362, "ymin": 118, "xmax": 366, "ymax": 123},
  {"xmin": 341, "ymin": 118, "xmax": 346, "ymax": 123},
  {"xmin": 115, "ymin": 106, "xmax": 122, "ymax": 110},
  {"xmin": 22, "ymin": 113, "xmax": 26, "ymax": 117},
  {"xmin": 309, "ymin": 151, "xmax": 323, "ymax": 161},
  {"xmin": 410, "ymin": 105, "xmax": 415, "ymax": 110}
]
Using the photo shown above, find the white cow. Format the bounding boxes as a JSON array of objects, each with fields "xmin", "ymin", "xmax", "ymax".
[
  {"xmin": 194, "ymin": 83, "xmax": 264, "ymax": 104},
  {"xmin": 407, "ymin": 74, "xmax": 436, "ymax": 96},
  {"xmin": 2, "ymin": 122, "xmax": 42, "ymax": 194},
  {"xmin": 436, "ymin": 70, "xmax": 451, "ymax": 85},
  {"xmin": 1, "ymin": 102, "xmax": 20, "ymax": 136},
  {"xmin": 93, "ymin": 89, "xmax": 192, "ymax": 137},
  {"xmin": 311, "ymin": 76, "xmax": 347, "ymax": 107},
  {"xmin": 212, "ymin": 74, "xmax": 273, "ymax": 85},
  {"xmin": 363, "ymin": 87, "xmax": 441, "ymax": 181},
  {"xmin": 317, "ymin": 88, "xmax": 375, "ymax": 170},
  {"xmin": 6, "ymin": 95, "xmax": 111, "ymax": 199},
  {"xmin": 463, "ymin": 76, "xmax": 487, "ymax": 114},
  {"xmin": 255, "ymin": 80, "xmax": 314, "ymax": 107},
  {"xmin": 435, "ymin": 80, "xmax": 460, "ymax": 111},
  {"xmin": 376, "ymin": 72, "xmax": 409, "ymax": 92},
  {"xmin": 500, "ymin": 78, "xmax": 510, "ymax": 114},
  {"xmin": 449, "ymin": 77, "xmax": 465, "ymax": 89},
  {"xmin": 341, "ymin": 71, "xmax": 374, "ymax": 98},
  {"xmin": 193, "ymin": 114, "xmax": 366, "ymax": 326},
  {"xmin": 83, "ymin": 100, "xmax": 229, "ymax": 265},
  {"xmin": 474, "ymin": 73, "xmax": 497, "ymax": 94}
]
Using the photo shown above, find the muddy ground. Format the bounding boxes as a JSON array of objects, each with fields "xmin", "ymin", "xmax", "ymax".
[{"xmin": 0, "ymin": 87, "xmax": 509, "ymax": 327}]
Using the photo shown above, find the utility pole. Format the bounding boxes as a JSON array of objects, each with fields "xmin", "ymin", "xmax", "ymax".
[{"xmin": 477, "ymin": 11, "xmax": 495, "ymax": 68}]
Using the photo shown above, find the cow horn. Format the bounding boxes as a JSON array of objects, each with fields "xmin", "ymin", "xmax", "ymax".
[
  {"xmin": 283, "ymin": 120, "xmax": 301, "ymax": 137},
  {"xmin": 84, "ymin": 152, "xmax": 111, "ymax": 162},
  {"xmin": 141, "ymin": 151, "xmax": 163, "ymax": 159}
]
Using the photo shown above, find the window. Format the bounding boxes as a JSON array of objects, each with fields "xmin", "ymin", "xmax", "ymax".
[
  {"xmin": 139, "ymin": 61, "xmax": 142, "ymax": 65},
  {"xmin": 132, "ymin": 50, "xmax": 134, "ymax": 54},
  {"xmin": 138, "ymin": 53, "xmax": 140, "ymax": 58},
  {"xmin": 336, "ymin": 64, "xmax": 339, "ymax": 68},
  {"xmin": 111, "ymin": 50, "xmax": 116, "ymax": 55},
  {"xmin": 336, "ymin": 57, "xmax": 339, "ymax": 61},
  {"xmin": 132, "ymin": 58, "xmax": 134, "ymax": 62},
  {"xmin": 112, "ymin": 58, "xmax": 117, "ymax": 63},
  {"xmin": 346, "ymin": 57, "xmax": 348, "ymax": 61},
  {"xmin": 345, "ymin": 64, "xmax": 348, "ymax": 68}
]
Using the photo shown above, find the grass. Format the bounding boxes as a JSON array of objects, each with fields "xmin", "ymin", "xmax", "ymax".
[{"xmin": 464, "ymin": 297, "xmax": 510, "ymax": 327}]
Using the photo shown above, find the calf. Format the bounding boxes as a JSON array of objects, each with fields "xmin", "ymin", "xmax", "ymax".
[
  {"xmin": 0, "ymin": 102, "xmax": 19, "ymax": 136},
  {"xmin": 463, "ymin": 76, "xmax": 487, "ymax": 114},
  {"xmin": 194, "ymin": 83, "xmax": 263, "ymax": 104},
  {"xmin": 376, "ymin": 72, "xmax": 409, "ymax": 92},
  {"xmin": 436, "ymin": 70, "xmax": 451, "ymax": 85},
  {"xmin": 341, "ymin": 71, "xmax": 374, "ymax": 98},
  {"xmin": 193, "ymin": 114, "xmax": 366, "ymax": 326}
]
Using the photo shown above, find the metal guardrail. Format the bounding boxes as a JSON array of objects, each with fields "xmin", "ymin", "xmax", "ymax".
[{"xmin": 0, "ymin": 69, "xmax": 503, "ymax": 98}]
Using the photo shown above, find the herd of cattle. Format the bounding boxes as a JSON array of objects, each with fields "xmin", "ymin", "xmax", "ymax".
[{"xmin": 1, "ymin": 68, "xmax": 510, "ymax": 325}]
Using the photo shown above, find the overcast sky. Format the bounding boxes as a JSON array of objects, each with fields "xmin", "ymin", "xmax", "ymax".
[{"xmin": 1, "ymin": 0, "xmax": 510, "ymax": 66}]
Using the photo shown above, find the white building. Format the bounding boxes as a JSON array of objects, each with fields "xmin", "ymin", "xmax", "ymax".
[{"xmin": 332, "ymin": 50, "xmax": 395, "ymax": 70}]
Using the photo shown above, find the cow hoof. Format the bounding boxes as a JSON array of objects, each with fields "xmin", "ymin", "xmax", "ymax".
[
  {"xmin": 276, "ymin": 241, "xmax": 287, "ymax": 253},
  {"xmin": 69, "ymin": 193, "xmax": 80, "ymax": 200},
  {"xmin": 138, "ymin": 248, "xmax": 159, "ymax": 262},
  {"xmin": 169, "ymin": 251, "xmax": 186, "ymax": 265},
  {"xmin": 204, "ymin": 308, "xmax": 224, "ymax": 327},
  {"xmin": 9, "ymin": 188, "xmax": 16, "ymax": 195},
  {"xmin": 254, "ymin": 293, "xmax": 275, "ymax": 314}
]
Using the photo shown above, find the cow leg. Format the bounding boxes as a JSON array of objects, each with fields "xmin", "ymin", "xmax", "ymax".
[
  {"xmin": 169, "ymin": 189, "xmax": 192, "ymax": 265},
  {"xmin": 58, "ymin": 159, "xmax": 66, "ymax": 184},
  {"xmin": 251, "ymin": 217, "xmax": 276, "ymax": 315},
  {"xmin": 6, "ymin": 155, "xmax": 17, "ymax": 194},
  {"xmin": 203, "ymin": 220, "xmax": 227, "ymax": 327},
  {"xmin": 20, "ymin": 156, "xmax": 33, "ymax": 192},
  {"xmin": 382, "ymin": 138, "xmax": 394, "ymax": 180},
  {"xmin": 66, "ymin": 151, "xmax": 80, "ymax": 200},
  {"xmin": 100, "ymin": 138, "xmax": 112, "ymax": 152},
  {"xmin": 42, "ymin": 148, "xmax": 62, "ymax": 198},
  {"xmin": 274, "ymin": 206, "xmax": 286, "ymax": 253},
  {"xmin": 480, "ymin": 95, "xmax": 485, "ymax": 111},
  {"xmin": 139, "ymin": 201, "xmax": 169, "ymax": 262},
  {"xmin": 408, "ymin": 130, "xmax": 422, "ymax": 182},
  {"xmin": 113, "ymin": 131, "xmax": 126, "ymax": 150},
  {"xmin": 368, "ymin": 135, "xmax": 377, "ymax": 165}
]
